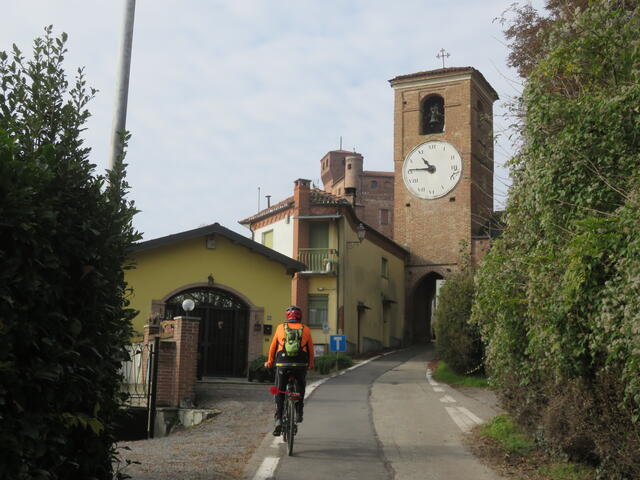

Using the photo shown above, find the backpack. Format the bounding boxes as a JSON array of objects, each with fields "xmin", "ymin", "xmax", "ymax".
[{"xmin": 283, "ymin": 324, "xmax": 303, "ymax": 357}]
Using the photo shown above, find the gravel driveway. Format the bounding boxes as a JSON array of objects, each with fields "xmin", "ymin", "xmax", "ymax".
[{"xmin": 116, "ymin": 381, "xmax": 275, "ymax": 480}]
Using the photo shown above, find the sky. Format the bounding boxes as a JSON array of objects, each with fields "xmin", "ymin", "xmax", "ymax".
[{"xmin": 2, "ymin": 1, "xmax": 545, "ymax": 241}]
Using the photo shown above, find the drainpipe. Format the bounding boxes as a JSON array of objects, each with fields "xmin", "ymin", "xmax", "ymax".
[{"xmin": 336, "ymin": 217, "xmax": 341, "ymax": 336}]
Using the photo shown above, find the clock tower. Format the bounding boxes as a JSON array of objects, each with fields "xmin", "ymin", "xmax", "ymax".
[{"xmin": 389, "ymin": 67, "xmax": 498, "ymax": 343}]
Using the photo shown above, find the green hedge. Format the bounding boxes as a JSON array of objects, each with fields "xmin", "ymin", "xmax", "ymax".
[
  {"xmin": 314, "ymin": 354, "xmax": 353, "ymax": 374},
  {"xmin": 473, "ymin": 4, "xmax": 640, "ymax": 477},
  {"xmin": 0, "ymin": 28, "xmax": 140, "ymax": 479}
]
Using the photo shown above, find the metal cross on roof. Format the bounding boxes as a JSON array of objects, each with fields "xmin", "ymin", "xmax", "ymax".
[{"xmin": 436, "ymin": 48, "xmax": 450, "ymax": 68}]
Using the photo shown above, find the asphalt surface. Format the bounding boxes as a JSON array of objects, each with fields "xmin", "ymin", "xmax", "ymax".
[{"xmin": 246, "ymin": 345, "xmax": 505, "ymax": 480}]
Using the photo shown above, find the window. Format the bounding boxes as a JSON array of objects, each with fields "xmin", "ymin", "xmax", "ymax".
[
  {"xmin": 261, "ymin": 230, "xmax": 273, "ymax": 249},
  {"xmin": 380, "ymin": 209, "xmax": 390, "ymax": 226},
  {"xmin": 381, "ymin": 257, "xmax": 389, "ymax": 278},
  {"xmin": 308, "ymin": 294, "xmax": 328, "ymax": 328},
  {"xmin": 371, "ymin": 180, "xmax": 378, "ymax": 189}
]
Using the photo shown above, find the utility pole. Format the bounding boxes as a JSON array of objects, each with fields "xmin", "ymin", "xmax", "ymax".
[{"xmin": 109, "ymin": 0, "xmax": 137, "ymax": 170}]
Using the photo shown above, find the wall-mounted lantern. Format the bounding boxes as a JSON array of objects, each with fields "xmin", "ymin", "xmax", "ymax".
[{"xmin": 347, "ymin": 223, "xmax": 366, "ymax": 247}]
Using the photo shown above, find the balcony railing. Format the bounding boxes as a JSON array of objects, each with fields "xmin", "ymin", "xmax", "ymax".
[{"xmin": 298, "ymin": 248, "xmax": 338, "ymax": 274}]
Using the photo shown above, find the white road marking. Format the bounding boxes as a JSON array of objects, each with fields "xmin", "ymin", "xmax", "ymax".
[
  {"xmin": 253, "ymin": 456, "xmax": 279, "ymax": 480},
  {"xmin": 426, "ymin": 368, "xmax": 439, "ymax": 386},
  {"xmin": 457, "ymin": 406, "xmax": 483, "ymax": 424},
  {"xmin": 445, "ymin": 406, "xmax": 483, "ymax": 433},
  {"xmin": 305, "ymin": 379, "xmax": 324, "ymax": 398},
  {"xmin": 305, "ymin": 354, "xmax": 386, "ymax": 398},
  {"xmin": 433, "ymin": 386, "xmax": 444, "ymax": 392},
  {"xmin": 251, "ymin": 350, "xmax": 406, "ymax": 478},
  {"xmin": 439, "ymin": 395, "xmax": 456, "ymax": 403}
]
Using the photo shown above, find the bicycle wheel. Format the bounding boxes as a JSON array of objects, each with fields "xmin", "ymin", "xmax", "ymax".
[
  {"xmin": 286, "ymin": 398, "xmax": 295, "ymax": 456},
  {"xmin": 282, "ymin": 408, "xmax": 289, "ymax": 443}
]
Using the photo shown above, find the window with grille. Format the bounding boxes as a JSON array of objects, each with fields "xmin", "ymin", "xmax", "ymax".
[{"xmin": 308, "ymin": 294, "xmax": 328, "ymax": 328}]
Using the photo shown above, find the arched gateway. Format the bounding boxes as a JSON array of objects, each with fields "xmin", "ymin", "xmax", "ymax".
[
  {"xmin": 164, "ymin": 287, "xmax": 249, "ymax": 378},
  {"xmin": 410, "ymin": 272, "xmax": 444, "ymax": 343}
]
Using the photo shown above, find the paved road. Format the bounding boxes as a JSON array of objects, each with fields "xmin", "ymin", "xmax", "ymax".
[{"xmin": 246, "ymin": 345, "xmax": 504, "ymax": 480}]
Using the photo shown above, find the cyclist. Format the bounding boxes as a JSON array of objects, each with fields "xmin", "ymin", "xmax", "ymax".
[{"xmin": 265, "ymin": 305, "xmax": 315, "ymax": 435}]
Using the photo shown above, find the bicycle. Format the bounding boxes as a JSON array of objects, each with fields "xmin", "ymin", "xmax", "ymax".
[{"xmin": 270, "ymin": 372, "xmax": 301, "ymax": 456}]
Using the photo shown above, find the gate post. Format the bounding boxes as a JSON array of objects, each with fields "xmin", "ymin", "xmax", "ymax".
[{"xmin": 172, "ymin": 315, "xmax": 201, "ymax": 407}]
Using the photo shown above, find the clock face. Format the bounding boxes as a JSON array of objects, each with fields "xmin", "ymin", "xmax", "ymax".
[{"xmin": 402, "ymin": 141, "xmax": 462, "ymax": 199}]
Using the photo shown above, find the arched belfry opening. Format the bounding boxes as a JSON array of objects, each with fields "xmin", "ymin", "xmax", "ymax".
[
  {"xmin": 421, "ymin": 95, "xmax": 445, "ymax": 134},
  {"xmin": 164, "ymin": 287, "xmax": 249, "ymax": 378},
  {"xmin": 410, "ymin": 271, "xmax": 445, "ymax": 343}
]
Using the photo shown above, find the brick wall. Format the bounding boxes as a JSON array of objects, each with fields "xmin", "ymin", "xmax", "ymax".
[
  {"xmin": 145, "ymin": 316, "xmax": 200, "ymax": 408},
  {"xmin": 155, "ymin": 341, "xmax": 176, "ymax": 406}
]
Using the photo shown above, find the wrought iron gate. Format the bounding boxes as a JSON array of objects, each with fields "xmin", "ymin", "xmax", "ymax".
[
  {"xmin": 119, "ymin": 337, "xmax": 159, "ymax": 438},
  {"xmin": 165, "ymin": 287, "xmax": 249, "ymax": 378}
]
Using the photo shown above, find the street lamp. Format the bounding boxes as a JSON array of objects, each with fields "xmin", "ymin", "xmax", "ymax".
[{"xmin": 182, "ymin": 299, "xmax": 195, "ymax": 316}]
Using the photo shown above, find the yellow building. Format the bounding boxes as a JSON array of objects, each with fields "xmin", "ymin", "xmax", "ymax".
[
  {"xmin": 239, "ymin": 179, "xmax": 408, "ymax": 354},
  {"xmin": 125, "ymin": 223, "xmax": 305, "ymax": 377}
]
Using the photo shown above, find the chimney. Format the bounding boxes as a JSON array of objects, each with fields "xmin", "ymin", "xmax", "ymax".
[{"xmin": 294, "ymin": 178, "xmax": 311, "ymax": 216}]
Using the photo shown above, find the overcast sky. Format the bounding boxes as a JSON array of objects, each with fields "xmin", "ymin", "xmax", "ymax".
[{"xmin": 3, "ymin": 1, "xmax": 544, "ymax": 240}]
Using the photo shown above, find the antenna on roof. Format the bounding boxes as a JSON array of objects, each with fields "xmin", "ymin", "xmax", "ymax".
[{"xmin": 257, "ymin": 186, "xmax": 261, "ymax": 211}]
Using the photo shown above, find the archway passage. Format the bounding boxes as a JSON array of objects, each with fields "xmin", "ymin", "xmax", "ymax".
[
  {"xmin": 165, "ymin": 287, "xmax": 249, "ymax": 378},
  {"xmin": 411, "ymin": 272, "xmax": 444, "ymax": 343}
]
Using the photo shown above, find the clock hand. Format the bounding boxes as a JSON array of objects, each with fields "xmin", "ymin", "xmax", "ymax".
[
  {"xmin": 408, "ymin": 167, "xmax": 436, "ymax": 173},
  {"xmin": 421, "ymin": 158, "xmax": 437, "ymax": 173}
]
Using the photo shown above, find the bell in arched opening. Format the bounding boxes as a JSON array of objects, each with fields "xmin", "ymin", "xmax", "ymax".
[{"xmin": 421, "ymin": 95, "xmax": 445, "ymax": 134}]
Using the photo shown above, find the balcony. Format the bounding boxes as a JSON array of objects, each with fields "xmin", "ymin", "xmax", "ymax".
[{"xmin": 298, "ymin": 248, "xmax": 338, "ymax": 274}]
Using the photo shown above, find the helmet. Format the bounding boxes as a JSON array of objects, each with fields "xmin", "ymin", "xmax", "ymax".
[{"xmin": 285, "ymin": 305, "xmax": 302, "ymax": 321}]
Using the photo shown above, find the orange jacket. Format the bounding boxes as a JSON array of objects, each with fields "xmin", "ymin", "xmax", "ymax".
[{"xmin": 267, "ymin": 322, "xmax": 314, "ymax": 370}]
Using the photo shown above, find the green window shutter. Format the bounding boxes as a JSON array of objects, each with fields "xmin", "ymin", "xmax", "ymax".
[
  {"xmin": 262, "ymin": 230, "xmax": 274, "ymax": 249},
  {"xmin": 308, "ymin": 294, "xmax": 328, "ymax": 328},
  {"xmin": 381, "ymin": 257, "xmax": 389, "ymax": 278},
  {"xmin": 309, "ymin": 222, "xmax": 329, "ymax": 248}
]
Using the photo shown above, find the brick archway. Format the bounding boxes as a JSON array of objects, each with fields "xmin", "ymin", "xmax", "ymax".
[{"xmin": 409, "ymin": 271, "xmax": 444, "ymax": 343}]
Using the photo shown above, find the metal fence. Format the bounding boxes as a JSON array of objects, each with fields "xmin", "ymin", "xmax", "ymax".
[{"xmin": 119, "ymin": 338, "xmax": 159, "ymax": 437}]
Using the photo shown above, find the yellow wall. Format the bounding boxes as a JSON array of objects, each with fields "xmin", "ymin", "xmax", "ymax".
[
  {"xmin": 125, "ymin": 234, "xmax": 293, "ymax": 355},
  {"xmin": 307, "ymin": 275, "xmax": 338, "ymax": 350},
  {"xmin": 339, "ymin": 218, "xmax": 405, "ymax": 352}
]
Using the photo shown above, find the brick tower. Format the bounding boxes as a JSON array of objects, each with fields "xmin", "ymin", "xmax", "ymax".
[{"xmin": 389, "ymin": 67, "xmax": 498, "ymax": 342}]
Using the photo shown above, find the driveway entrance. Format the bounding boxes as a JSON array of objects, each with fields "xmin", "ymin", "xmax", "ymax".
[{"xmin": 165, "ymin": 287, "xmax": 249, "ymax": 378}]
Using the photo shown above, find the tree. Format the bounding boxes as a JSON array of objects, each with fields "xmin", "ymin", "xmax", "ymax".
[
  {"xmin": 0, "ymin": 27, "xmax": 140, "ymax": 479},
  {"xmin": 474, "ymin": 3, "xmax": 640, "ymax": 477},
  {"xmin": 433, "ymin": 248, "xmax": 483, "ymax": 375},
  {"xmin": 433, "ymin": 267, "xmax": 483, "ymax": 375}
]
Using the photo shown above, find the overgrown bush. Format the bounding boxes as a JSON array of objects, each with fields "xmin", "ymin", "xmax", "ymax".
[
  {"xmin": 247, "ymin": 355, "xmax": 274, "ymax": 382},
  {"xmin": 314, "ymin": 353, "xmax": 353, "ymax": 374},
  {"xmin": 473, "ymin": 3, "xmax": 640, "ymax": 477},
  {"xmin": 0, "ymin": 28, "xmax": 140, "ymax": 479},
  {"xmin": 433, "ymin": 266, "xmax": 483, "ymax": 375}
]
